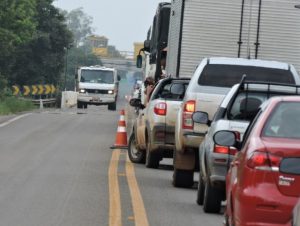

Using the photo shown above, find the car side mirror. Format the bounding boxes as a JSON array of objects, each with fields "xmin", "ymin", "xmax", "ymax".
[
  {"xmin": 129, "ymin": 98, "xmax": 144, "ymax": 109},
  {"xmin": 136, "ymin": 55, "xmax": 143, "ymax": 68},
  {"xmin": 213, "ymin": 131, "xmax": 237, "ymax": 147},
  {"xmin": 170, "ymin": 83, "xmax": 185, "ymax": 96},
  {"xmin": 192, "ymin": 111, "xmax": 211, "ymax": 126}
]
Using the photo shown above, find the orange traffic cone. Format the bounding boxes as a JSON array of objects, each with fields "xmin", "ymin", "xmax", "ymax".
[{"xmin": 111, "ymin": 109, "xmax": 128, "ymax": 149}]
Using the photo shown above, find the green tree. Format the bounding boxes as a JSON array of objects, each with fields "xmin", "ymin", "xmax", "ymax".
[
  {"xmin": 0, "ymin": 0, "xmax": 37, "ymax": 79},
  {"xmin": 10, "ymin": 0, "xmax": 73, "ymax": 86},
  {"xmin": 66, "ymin": 8, "xmax": 93, "ymax": 47}
]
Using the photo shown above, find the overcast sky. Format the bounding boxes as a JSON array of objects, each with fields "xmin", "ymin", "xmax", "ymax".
[{"xmin": 53, "ymin": 0, "xmax": 168, "ymax": 52}]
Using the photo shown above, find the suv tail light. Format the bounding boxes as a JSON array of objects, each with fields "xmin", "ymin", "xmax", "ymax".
[
  {"xmin": 247, "ymin": 151, "xmax": 282, "ymax": 171},
  {"xmin": 154, "ymin": 102, "xmax": 167, "ymax": 115},
  {"xmin": 214, "ymin": 145, "xmax": 237, "ymax": 155},
  {"xmin": 182, "ymin": 100, "xmax": 195, "ymax": 129}
]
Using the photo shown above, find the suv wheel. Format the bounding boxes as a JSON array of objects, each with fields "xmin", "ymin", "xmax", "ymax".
[
  {"xmin": 128, "ymin": 133, "xmax": 146, "ymax": 164},
  {"xmin": 108, "ymin": 101, "xmax": 116, "ymax": 111},
  {"xmin": 145, "ymin": 138, "xmax": 159, "ymax": 169},
  {"xmin": 172, "ymin": 169, "xmax": 194, "ymax": 188},
  {"xmin": 77, "ymin": 101, "xmax": 83, "ymax": 109},
  {"xmin": 203, "ymin": 179, "xmax": 222, "ymax": 213},
  {"xmin": 196, "ymin": 169, "xmax": 205, "ymax": 205}
]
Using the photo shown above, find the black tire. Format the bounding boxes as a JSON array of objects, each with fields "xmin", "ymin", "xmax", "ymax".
[
  {"xmin": 172, "ymin": 168, "xmax": 194, "ymax": 188},
  {"xmin": 145, "ymin": 138, "xmax": 160, "ymax": 168},
  {"xmin": 203, "ymin": 179, "xmax": 222, "ymax": 213},
  {"xmin": 77, "ymin": 101, "xmax": 83, "ymax": 109},
  {"xmin": 128, "ymin": 133, "xmax": 146, "ymax": 164},
  {"xmin": 108, "ymin": 101, "xmax": 116, "ymax": 111},
  {"xmin": 84, "ymin": 103, "xmax": 88, "ymax": 109},
  {"xmin": 196, "ymin": 169, "xmax": 205, "ymax": 205}
]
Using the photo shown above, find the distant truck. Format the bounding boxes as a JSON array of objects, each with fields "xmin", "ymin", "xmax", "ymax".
[
  {"xmin": 166, "ymin": 0, "xmax": 300, "ymax": 77},
  {"xmin": 136, "ymin": 2, "xmax": 171, "ymax": 82},
  {"xmin": 76, "ymin": 66, "xmax": 120, "ymax": 110}
]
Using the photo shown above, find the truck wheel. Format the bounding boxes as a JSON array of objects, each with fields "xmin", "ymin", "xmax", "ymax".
[
  {"xmin": 196, "ymin": 169, "xmax": 205, "ymax": 205},
  {"xmin": 172, "ymin": 169, "xmax": 194, "ymax": 188},
  {"xmin": 203, "ymin": 179, "xmax": 222, "ymax": 213},
  {"xmin": 77, "ymin": 101, "xmax": 83, "ymax": 109},
  {"xmin": 128, "ymin": 133, "xmax": 146, "ymax": 164},
  {"xmin": 108, "ymin": 102, "xmax": 116, "ymax": 111},
  {"xmin": 145, "ymin": 138, "xmax": 160, "ymax": 169}
]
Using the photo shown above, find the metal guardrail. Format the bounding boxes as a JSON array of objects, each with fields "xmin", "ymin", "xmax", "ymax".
[{"xmin": 31, "ymin": 98, "xmax": 56, "ymax": 106}]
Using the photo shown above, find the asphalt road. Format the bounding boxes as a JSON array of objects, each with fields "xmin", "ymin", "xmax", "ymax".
[{"xmin": 0, "ymin": 79, "xmax": 223, "ymax": 226}]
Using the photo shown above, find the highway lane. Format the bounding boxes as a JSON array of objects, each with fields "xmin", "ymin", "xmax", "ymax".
[
  {"xmin": 0, "ymin": 79, "xmax": 223, "ymax": 226},
  {"xmin": 0, "ymin": 106, "xmax": 119, "ymax": 226}
]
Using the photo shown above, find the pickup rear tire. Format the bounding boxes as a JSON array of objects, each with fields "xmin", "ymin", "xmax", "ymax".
[
  {"xmin": 172, "ymin": 169, "xmax": 194, "ymax": 188},
  {"xmin": 203, "ymin": 179, "xmax": 222, "ymax": 213},
  {"xmin": 108, "ymin": 101, "xmax": 116, "ymax": 111},
  {"xmin": 128, "ymin": 133, "xmax": 146, "ymax": 164},
  {"xmin": 145, "ymin": 138, "xmax": 160, "ymax": 169},
  {"xmin": 196, "ymin": 169, "xmax": 205, "ymax": 205}
]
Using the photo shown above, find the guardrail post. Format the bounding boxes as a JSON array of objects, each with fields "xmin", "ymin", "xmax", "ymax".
[{"xmin": 39, "ymin": 95, "xmax": 43, "ymax": 110}]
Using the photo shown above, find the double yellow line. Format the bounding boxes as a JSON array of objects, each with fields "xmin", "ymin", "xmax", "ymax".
[{"xmin": 108, "ymin": 149, "xmax": 149, "ymax": 226}]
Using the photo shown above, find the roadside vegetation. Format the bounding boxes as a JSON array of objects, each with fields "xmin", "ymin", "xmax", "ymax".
[
  {"xmin": 0, "ymin": 75, "xmax": 36, "ymax": 115},
  {"xmin": 0, "ymin": 1, "xmax": 101, "ymax": 115}
]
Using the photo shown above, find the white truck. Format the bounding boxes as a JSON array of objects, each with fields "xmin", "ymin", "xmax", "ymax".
[
  {"xmin": 166, "ymin": 0, "xmax": 300, "ymax": 77},
  {"xmin": 76, "ymin": 66, "xmax": 120, "ymax": 110}
]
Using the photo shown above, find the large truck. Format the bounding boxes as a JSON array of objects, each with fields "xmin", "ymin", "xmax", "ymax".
[
  {"xmin": 76, "ymin": 66, "xmax": 120, "ymax": 110},
  {"xmin": 137, "ymin": 2, "xmax": 171, "ymax": 82},
  {"xmin": 166, "ymin": 0, "xmax": 300, "ymax": 77}
]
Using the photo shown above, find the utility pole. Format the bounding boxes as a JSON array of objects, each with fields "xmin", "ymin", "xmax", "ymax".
[{"xmin": 64, "ymin": 47, "xmax": 69, "ymax": 91}]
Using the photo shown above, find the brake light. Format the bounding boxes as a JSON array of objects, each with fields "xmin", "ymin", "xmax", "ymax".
[
  {"xmin": 154, "ymin": 102, "xmax": 167, "ymax": 115},
  {"xmin": 214, "ymin": 145, "xmax": 237, "ymax": 155},
  {"xmin": 247, "ymin": 151, "xmax": 281, "ymax": 171},
  {"xmin": 182, "ymin": 100, "xmax": 196, "ymax": 129}
]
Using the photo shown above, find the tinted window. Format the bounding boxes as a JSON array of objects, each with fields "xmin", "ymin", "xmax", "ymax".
[
  {"xmin": 280, "ymin": 158, "xmax": 300, "ymax": 175},
  {"xmin": 153, "ymin": 80, "xmax": 189, "ymax": 100},
  {"xmin": 198, "ymin": 64, "xmax": 295, "ymax": 87},
  {"xmin": 228, "ymin": 92, "xmax": 265, "ymax": 121},
  {"xmin": 263, "ymin": 102, "xmax": 300, "ymax": 139},
  {"xmin": 81, "ymin": 70, "xmax": 114, "ymax": 84}
]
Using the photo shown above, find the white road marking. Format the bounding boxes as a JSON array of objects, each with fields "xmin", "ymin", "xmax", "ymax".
[{"xmin": 0, "ymin": 113, "xmax": 32, "ymax": 128}]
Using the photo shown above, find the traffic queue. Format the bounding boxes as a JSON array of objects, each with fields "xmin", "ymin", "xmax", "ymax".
[{"xmin": 127, "ymin": 57, "xmax": 300, "ymax": 226}]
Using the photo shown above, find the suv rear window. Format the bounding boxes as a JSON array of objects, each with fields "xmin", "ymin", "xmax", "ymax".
[{"xmin": 198, "ymin": 64, "xmax": 295, "ymax": 87}]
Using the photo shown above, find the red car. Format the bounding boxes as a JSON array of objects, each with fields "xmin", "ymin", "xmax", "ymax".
[{"xmin": 214, "ymin": 96, "xmax": 300, "ymax": 226}]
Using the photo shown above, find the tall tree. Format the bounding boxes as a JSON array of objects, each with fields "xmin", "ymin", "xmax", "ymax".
[
  {"xmin": 66, "ymin": 8, "xmax": 93, "ymax": 47},
  {"xmin": 10, "ymin": 0, "xmax": 73, "ymax": 86},
  {"xmin": 0, "ymin": 0, "xmax": 37, "ymax": 79}
]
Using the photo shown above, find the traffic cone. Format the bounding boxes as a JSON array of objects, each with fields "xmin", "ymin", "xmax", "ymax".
[{"xmin": 111, "ymin": 109, "xmax": 128, "ymax": 149}]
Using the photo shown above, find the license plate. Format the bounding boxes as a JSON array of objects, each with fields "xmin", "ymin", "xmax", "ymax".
[{"xmin": 92, "ymin": 97, "xmax": 100, "ymax": 101}]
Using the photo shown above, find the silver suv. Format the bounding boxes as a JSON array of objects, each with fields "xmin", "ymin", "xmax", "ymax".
[
  {"xmin": 173, "ymin": 57, "xmax": 300, "ymax": 188},
  {"xmin": 193, "ymin": 80, "xmax": 300, "ymax": 213},
  {"xmin": 128, "ymin": 77, "xmax": 190, "ymax": 168}
]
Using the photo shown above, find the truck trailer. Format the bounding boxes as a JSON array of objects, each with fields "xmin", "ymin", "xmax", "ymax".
[{"xmin": 166, "ymin": 0, "xmax": 300, "ymax": 78}]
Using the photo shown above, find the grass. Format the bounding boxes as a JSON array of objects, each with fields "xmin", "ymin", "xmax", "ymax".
[{"xmin": 0, "ymin": 96, "xmax": 36, "ymax": 115}]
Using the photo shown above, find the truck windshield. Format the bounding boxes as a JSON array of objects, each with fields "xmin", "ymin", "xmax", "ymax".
[
  {"xmin": 198, "ymin": 64, "xmax": 295, "ymax": 87},
  {"xmin": 80, "ymin": 70, "xmax": 114, "ymax": 84}
]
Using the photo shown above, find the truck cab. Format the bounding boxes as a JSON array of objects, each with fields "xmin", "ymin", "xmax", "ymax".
[{"xmin": 76, "ymin": 66, "xmax": 119, "ymax": 110}]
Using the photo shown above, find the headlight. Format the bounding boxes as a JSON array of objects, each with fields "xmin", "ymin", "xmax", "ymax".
[
  {"xmin": 108, "ymin": 90, "xmax": 114, "ymax": 94},
  {"xmin": 79, "ymin": 89, "xmax": 86, "ymax": 93}
]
